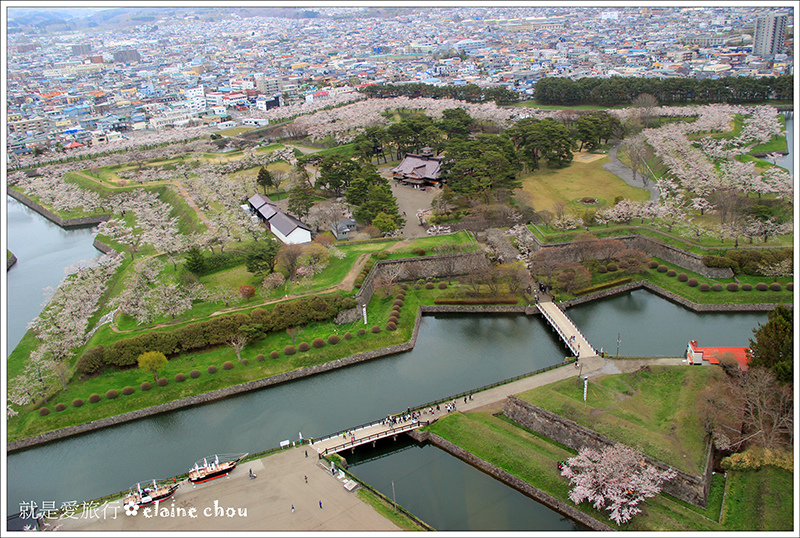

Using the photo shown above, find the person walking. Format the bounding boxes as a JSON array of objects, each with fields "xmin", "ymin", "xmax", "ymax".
[
  {"xmin": 304, "ymin": 475, "xmax": 308, "ymax": 483},
  {"xmin": 319, "ymin": 500, "xmax": 323, "ymax": 509},
  {"xmin": 291, "ymin": 505, "xmax": 295, "ymax": 513}
]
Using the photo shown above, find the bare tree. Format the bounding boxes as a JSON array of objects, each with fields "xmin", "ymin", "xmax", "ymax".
[{"xmin": 227, "ymin": 333, "xmax": 250, "ymax": 362}]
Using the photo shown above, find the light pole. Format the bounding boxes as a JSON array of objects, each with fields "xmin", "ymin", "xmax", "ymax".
[
  {"xmin": 616, "ymin": 332, "xmax": 621, "ymax": 358},
  {"xmin": 391, "ymin": 480, "xmax": 397, "ymax": 513},
  {"xmin": 362, "ymin": 304, "xmax": 367, "ymax": 325}
]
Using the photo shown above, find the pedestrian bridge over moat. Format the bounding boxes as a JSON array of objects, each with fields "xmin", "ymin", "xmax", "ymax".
[{"xmin": 536, "ymin": 300, "xmax": 599, "ymax": 360}]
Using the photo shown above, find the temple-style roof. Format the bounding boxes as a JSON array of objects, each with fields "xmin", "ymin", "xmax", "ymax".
[{"xmin": 392, "ymin": 153, "xmax": 442, "ymax": 182}]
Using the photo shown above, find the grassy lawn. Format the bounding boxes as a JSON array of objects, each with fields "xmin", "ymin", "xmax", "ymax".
[
  {"xmin": 425, "ymin": 411, "xmax": 725, "ymax": 531},
  {"xmin": 519, "ymin": 158, "xmax": 650, "ymax": 213},
  {"xmin": 721, "ymin": 465, "xmax": 794, "ymax": 531},
  {"xmin": 515, "ymin": 365, "xmax": 720, "ymax": 475},
  {"xmin": 356, "ymin": 487, "xmax": 430, "ymax": 531}
]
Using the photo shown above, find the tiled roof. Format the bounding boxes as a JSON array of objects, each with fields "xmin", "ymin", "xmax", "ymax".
[
  {"xmin": 392, "ymin": 153, "xmax": 442, "ymax": 181},
  {"xmin": 269, "ymin": 211, "xmax": 311, "ymax": 237}
]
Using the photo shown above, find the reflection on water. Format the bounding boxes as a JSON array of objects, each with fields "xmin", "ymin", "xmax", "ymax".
[{"xmin": 347, "ymin": 438, "xmax": 587, "ymax": 531}]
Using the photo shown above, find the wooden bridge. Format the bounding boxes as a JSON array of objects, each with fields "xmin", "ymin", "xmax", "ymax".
[
  {"xmin": 313, "ymin": 418, "xmax": 431, "ymax": 457},
  {"xmin": 536, "ymin": 300, "xmax": 598, "ymax": 359}
]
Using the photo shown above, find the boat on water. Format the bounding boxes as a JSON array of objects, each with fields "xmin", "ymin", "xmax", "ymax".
[
  {"xmin": 123, "ymin": 479, "xmax": 179, "ymax": 509},
  {"xmin": 188, "ymin": 453, "xmax": 248, "ymax": 484}
]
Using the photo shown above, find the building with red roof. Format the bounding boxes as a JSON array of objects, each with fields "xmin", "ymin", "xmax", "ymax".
[{"xmin": 686, "ymin": 340, "xmax": 750, "ymax": 371}]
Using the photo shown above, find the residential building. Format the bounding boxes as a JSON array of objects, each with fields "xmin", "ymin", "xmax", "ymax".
[{"xmin": 753, "ymin": 13, "xmax": 787, "ymax": 58}]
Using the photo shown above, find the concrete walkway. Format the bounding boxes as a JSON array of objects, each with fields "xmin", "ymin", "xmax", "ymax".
[
  {"xmin": 603, "ymin": 142, "xmax": 661, "ymax": 201},
  {"xmin": 55, "ymin": 445, "xmax": 399, "ymax": 532}
]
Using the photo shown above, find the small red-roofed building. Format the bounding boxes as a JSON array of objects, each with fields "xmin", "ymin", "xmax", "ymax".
[{"xmin": 686, "ymin": 340, "xmax": 750, "ymax": 371}]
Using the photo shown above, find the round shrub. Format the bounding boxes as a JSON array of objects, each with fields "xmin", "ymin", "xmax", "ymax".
[
  {"xmin": 598, "ymin": 265, "xmax": 608, "ymax": 274},
  {"xmin": 711, "ymin": 284, "xmax": 723, "ymax": 292},
  {"xmin": 284, "ymin": 345, "xmax": 296, "ymax": 355},
  {"xmin": 401, "ymin": 283, "xmax": 408, "ymax": 290},
  {"xmin": 312, "ymin": 338, "xmax": 325, "ymax": 348},
  {"xmin": 269, "ymin": 351, "xmax": 280, "ymax": 359},
  {"xmin": 648, "ymin": 260, "xmax": 659, "ymax": 269},
  {"xmin": 39, "ymin": 407, "xmax": 50, "ymax": 416},
  {"xmin": 223, "ymin": 361, "xmax": 234, "ymax": 370},
  {"xmin": 396, "ymin": 291, "xmax": 406, "ymax": 299},
  {"xmin": 677, "ymin": 273, "xmax": 688, "ymax": 282},
  {"xmin": 786, "ymin": 283, "xmax": 793, "ymax": 291},
  {"xmin": 755, "ymin": 282, "xmax": 769, "ymax": 291},
  {"xmin": 357, "ymin": 328, "xmax": 366, "ymax": 336},
  {"xmin": 72, "ymin": 399, "xmax": 84, "ymax": 408},
  {"xmin": 207, "ymin": 365, "xmax": 218, "ymax": 374},
  {"xmin": 438, "ymin": 282, "xmax": 447, "ymax": 289},
  {"xmin": 726, "ymin": 283, "xmax": 739, "ymax": 292},
  {"xmin": 54, "ymin": 403, "xmax": 66, "ymax": 412},
  {"xmin": 769, "ymin": 282, "xmax": 783, "ymax": 291},
  {"xmin": 89, "ymin": 393, "xmax": 101, "ymax": 403},
  {"xmin": 393, "ymin": 299, "xmax": 404, "ymax": 307},
  {"xmin": 414, "ymin": 284, "xmax": 421, "ymax": 290},
  {"xmin": 699, "ymin": 283, "xmax": 711, "ymax": 292},
  {"xmin": 240, "ymin": 358, "xmax": 249, "ymax": 365},
  {"xmin": 387, "ymin": 322, "xmax": 397, "ymax": 331},
  {"xmin": 106, "ymin": 389, "xmax": 119, "ymax": 400},
  {"xmin": 687, "ymin": 278, "xmax": 698, "ymax": 287},
  {"xmin": 666, "ymin": 270, "xmax": 677, "ymax": 277},
  {"xmin": 657, "ymin": 265, "xmax": 668, "ymax": 273},
  {"xmin": 157, "ymin": 377, "xmax": 168, "ymax": 387},
  {"xmin": 618, "ymin": 260, "xmax": 628, "ymax": 269},
  {"xmin": 741, "ymin": 284, "xmax": 753, "ymax": 291},
  {"xmin": 328, "ymin": 334, "xmax": 340, "ymax": 345},
  {"xmin": 388, "ymin": 315, "xmax": 399, "ymax": 325},
  {"xmin": 190, "ymin": 370, "xmax": 200, "ymax": 378},
  {"xmin": 344, "ymin": 332, "xmax": 353, "ymax": 340},
  {"xmin": 256, "ymin": 354, "xmax": 266, "ymax": 362},
  {"xmin": 175, "ymin": 373, "xmax": 187, "ymax": 382},
  {"xmin": 425, "ymin": 282, "xmax": 435, "ymax": 289},
  {"xmin": 392, "ymin": 306, "xmax": 401, "ymax": 315},
  {"xmin": 298, "ymin": 342, "xmax": 310, "ymax": 352},
  {"xmin": 607, "ymin": 263, "xmax": 618, "ymax": 272},
  {"xmin": 371, "ymin": 325, "xmax": 381, "ymax": 333},
  {"xmin": 122, "ymin": 386, "xmax": 135, "ymax": 395},
  {"xmin": 375, "ymin": 251, "xmax": 388, "ymax": 260}
]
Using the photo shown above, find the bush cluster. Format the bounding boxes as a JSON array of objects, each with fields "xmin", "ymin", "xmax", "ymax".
[
  {"xmin": 411, "ymin": 247, "xmax": 426, "ymax": 256},
  {"xmin": 354, "ymin": 260, "xmax": 375, "ymax": 289},
  {"xmin": 721, "ymin": 446, "xmax": 794, "ymax": 473},
  {"xmin": 434, "ymin": 298, "xmax": 519, "ymax": 305},
  {"xmin": 703, "ymin": 248, "xmax": 792, "ymax": 275},
  {"xmin": 573, "ymin": 277, "xmax": 632, "ymax": 297},
  {"xmin": 77, "ymin": 295, "xmax": 356, "ymax": 374}
]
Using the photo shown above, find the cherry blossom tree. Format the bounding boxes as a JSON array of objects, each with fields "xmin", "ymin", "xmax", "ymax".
[{"xmin": 561, "ymin": 443, "xmax": 677, "ymax": 525}]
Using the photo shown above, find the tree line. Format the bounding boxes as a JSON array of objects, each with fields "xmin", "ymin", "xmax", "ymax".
[
  {"xmin": 358, "ymin": 82, "xmax": 520, "ymax": 106},
  {"xmin": 533, "ymin": 74, "xmax": 793, "ymax": 107}
]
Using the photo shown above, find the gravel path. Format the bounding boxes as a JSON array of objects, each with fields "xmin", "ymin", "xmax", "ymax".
[{"xmin": 603, "ymin": 142, "xmax": 661, "ymax": 201}]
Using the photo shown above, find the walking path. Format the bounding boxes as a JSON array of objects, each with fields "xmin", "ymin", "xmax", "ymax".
[{"xmin": 603, "ymin": 142, "xmax": 661, "ymax": 201}]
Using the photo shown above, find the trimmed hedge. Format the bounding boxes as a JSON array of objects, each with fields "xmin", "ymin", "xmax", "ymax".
[
  {"xmin": 73, "ymin": 399, "xmax": 84, "ymax": 408},
  {"xmin": 711, "ymin": 284, "xmax": 723, "ymax": 292},
  {"xmin": 657, "ymin": 265, "xmax": 668, "ymax": 273},
  {"xmin": 726, "ymin": 283, "xmax": 739, "ymax": 292},
  {"xmin": 648, "ymin": 260, "xmax": 659, "ymax": 269},
  {"xmin": 433, "ymin": 298, "xmax": 519, "ymax": 305},
  {"xmin": 425, "ymin": 282, "xmax": 435, "ymax": 289},
  {"xmin": 175, "ymin": 373, "xmax": 187, "ymax": 382},
  {"xmin": 598, "ymin": 265, "xmax": 608, "ymax": 273},
  {"xmin": 106, "ymin": 389, "xmax": 119, "ymax": 400},
  {"xmin": 312, "ymin": 338, "xmax": 325, "ymax": 348},
  {"xmin": 393, "ymin": 299, "xmax": 404, "ymax": 307},
  {"xmin": 787, "ymin": 283, "xmax": 793, "ymax": 291},
  {"xmin": 573, "ymin": 277, "xmax": 632, "ymax": 297},
  {"xmin": 222, "ymin": 361, "xmax": 234, "ymax": 370},
  {"xmin": 190, "ymin": 370, "xmax": 200, "ymax": 378},
  {"xmin": 207, "ymin": 365, "xmax": 218, "ymax": 374},
  {"xmin": 769, "ymin": 283, "xmax": 782, "ymax": 291},
  {"xmin": 328, "ymin": 334, "xmax": 340, "ymax": 345},
  {"xmin": 607, "ymin": 263, "xmax": 618, "ymax": 271},
  {"xmin": 677, "ymin": 273, "xmax": 688, "ymax": 282},
  {"xmin": 54, "ymin": 403, "xmax": 66, "ymax": 412},
  {"xmin": 269, "ymin": 351, "xmax": 280, "ymax": 359},
  {"xmin": 89, "ymin": 393, "xmax": 101, "ymax": 403},
  {"xmin": 756, "ymin": 283, "xmax": 769, "ymax": 291},
  {"xmin": 39, "ymin": 407, "xmax": 50, "ymax": 416},
  {"xmin": 157, "ymin": 377, "xmax": 168, "ymax": 386},
  {"xmin": 256, "ymin": 354, "xmax": 266, "ymax": 361},
  {"xmin": 666, "ymin": 270, "xmax": 677, "ymax": 277},
  {"xmin": 358, "ymin": 328, "xmax": 366, "ymax": 336},
  {"xmin": 438, "ymin": 282, "xmax": 447, "ymax": 289},
  {"xmin": 77, "ymin": 294, "xmax": 357, "ymax": 372},
  {"xmin": 388, "ymin": 316, "xmax": 399, "ymax": 325},
  {"xmin": 298, "ymin": 342, "xmax": 310, "ymax": 352},
  {"xmin": 284, "ymin": 345, "xmax": 296, "ymax": 355},
  {"xmin": 240, "ymin": 358, "xmax": 249, "ymax": 365},
  {"xmin": 687, "ymin": 278, "xmax": 699, "ymax": 287},
  {"xmin": 387, "ymin": 322, "xmax": 397, "ymax": 331},
  {"xmin": 122, "ymin": 386, "xmax": 135, "ymax": 395},
  {"xmin": 344, "ymin": 332, "xmax": 353, "ymax": 340},
  {"xmin": 372, "ymin": 325, "xmax": 381, "ymax": 333},
  {"xmin": 699, "ymin": 283, "xmax": 711, "ymax": 292},
  {"xmin": 742, "ymin": 284, "xmax": 753, "ymax": 291}
]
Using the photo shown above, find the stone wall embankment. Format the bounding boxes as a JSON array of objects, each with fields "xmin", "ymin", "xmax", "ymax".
[
  {"xmin": 560, "ymin": 280, "xmax": 784, "ymax": 313},
  {"xmin": 407, "ymin": 429, "xmax": 613, "ymax": 531},
  {"xmin": 8, "ymin": 189, "xmax": 110, "ymax": 228},
  {"xmin": 503, "ymin": 396, "xmax": 710, "ymax": 507},
  {"xmin": 7, "ymin": 252, "xmax": 17, "ymax": 270}
]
